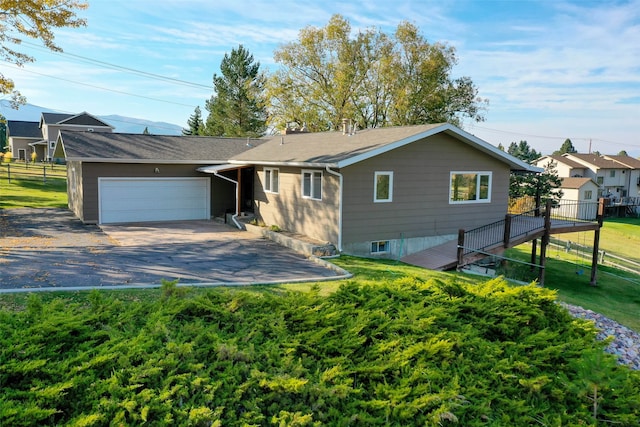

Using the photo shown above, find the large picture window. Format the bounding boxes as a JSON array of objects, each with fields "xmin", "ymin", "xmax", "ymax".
[
  {"xmin": 449, "ymin": 172, "xmax": 491, "ymax": 203},
  {"xmin": 302, "ymin": 170, "xmax": 322, "ymax": 200},
  {"xmin": 374, "ymin": 171, "xmax": 393, "ymax": 202},
  {"xmin": 264, "ymin": 168, "xmax": 279, "ymax": 194}
]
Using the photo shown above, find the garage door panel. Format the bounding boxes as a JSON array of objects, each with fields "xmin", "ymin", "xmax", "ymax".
[{"xmin": 99, "ymin": 178, "xmax": 210, "ymax": 224}]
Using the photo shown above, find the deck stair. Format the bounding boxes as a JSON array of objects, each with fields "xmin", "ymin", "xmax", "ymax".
[{"xmin": 402, "ymin": 200, "xmax": 603, "ymax": 272}]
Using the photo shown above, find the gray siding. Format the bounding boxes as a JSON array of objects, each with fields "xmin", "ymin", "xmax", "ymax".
[
  {"xmin": 341, "ymin": 133, "xmax": 511, "ymax": 252},
  {"xmin": 77, "ymin": 163, "xmax": 225, "ymax": 224},
  {"xmin": 253, "ymin": 166, "xmax": 339, "ymax": 243}
]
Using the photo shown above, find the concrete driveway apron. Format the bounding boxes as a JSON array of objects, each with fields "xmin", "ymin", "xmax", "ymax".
[{"xmin": 0, "ymin": 208, "xmax": 341, "ymax": 291}]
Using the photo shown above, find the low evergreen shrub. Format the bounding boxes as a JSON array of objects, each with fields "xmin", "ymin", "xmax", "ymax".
[{"xmin": 1, "ymin": 277, "xmax": 638, "ymax": 426}]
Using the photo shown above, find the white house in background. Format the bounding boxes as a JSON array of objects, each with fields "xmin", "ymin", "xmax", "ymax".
[
  {"xmin": 562, "ymin": 153, "xmax": 631, "ymax": 198},
  {"xmin": 534, "ymin": 154, "xmax": 587, "ymax": 178},
  {"xmin": 603, "ymin": 155, "xmax": 640, "ymax": 198},
  {"xmin": 556, "ymin": 177, "xmax": 600, "ymax": 220}
]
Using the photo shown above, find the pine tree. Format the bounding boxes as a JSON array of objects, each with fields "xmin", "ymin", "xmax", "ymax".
[
  {"xmin": 553, "ymin": 138, "xmax": 577, "ymax": 155},
  {"xmin": 205, "ymin": 45, "xmax": 266, "ymax": 137},
  {"xmin": 142, "ymin": 126, "xmax": 150, "ymax": 135},
  {"xmin": 183, "ymin": 106, "xmax": 204, "ymax": 135}
]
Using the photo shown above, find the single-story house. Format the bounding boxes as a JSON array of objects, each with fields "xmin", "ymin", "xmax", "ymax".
[
  {"xmin": 555, "ymin": 177, "xmax": 600, "ymax": 220},
  {"xmin": 56, "ymin": 123, "xmax": 541, "ymax": 258},
  {"xmin": 54, "ymin": 132, "xmax": 263, "ymax": 224}
]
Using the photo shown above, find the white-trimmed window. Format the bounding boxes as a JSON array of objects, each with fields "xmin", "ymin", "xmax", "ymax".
[
  {"xmin": 584, "ymin": 190, "xmax": 593, "ymax": 200},
  {"xmin": 449, "ymin": 171, "xmax": 492, "ymax": 203},
  {"xmin": 596, "ymin": 176, "xmax": 604, "ymax": 185},
  {"xmin": 371, "ymin": 240, "xmax": 390, "ymax": 254},
  {"xmin": 374, "ymin": 171, "xmax": 393, "ymax": 203},
  {"xmin": 263, "ymin": 168, "xmax": 279, "ymax": 194},
  {"xmin": 609, "ymin": 170, "xmax": 616, "ymax": 178},
  {"xmin": 49, "ymin": 141, "xmax": 56, "ymax": 149},
  {"xmin": 302, "ymin": 170, "xmax": 322, "ymax": 200}
]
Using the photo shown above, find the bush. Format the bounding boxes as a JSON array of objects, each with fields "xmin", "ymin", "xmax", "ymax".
[{"xmin": 0, "ymin": 278, "xmax": 638, "ymax": 425}]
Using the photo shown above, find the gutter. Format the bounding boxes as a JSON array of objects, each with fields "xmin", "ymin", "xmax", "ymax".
[
  {"xmin": 212, "ymin": 171, "xmax": 242, "ymax": 230},
  {"xmin": 325, "ymin": 166, "xmax": 343, "ymax": 252}
]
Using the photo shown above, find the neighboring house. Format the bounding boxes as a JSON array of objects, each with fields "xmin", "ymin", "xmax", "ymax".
[
  {"xmin": 562, "ymin": 153, "xmax": 631, "ymax": 198},
  {"xmin": 36, "ymin": 112, "xmax": 114, "ymax": 162},
  {"xmin": 603, "ymin": 155, "xmax": 640, "ymax": 198},
  {"xmin": 55, "ymin": 123, "xmax": 541, "ymax": 258},
  {"xmin": 6, "ymin": 120, "xmax": 41, "ymax": 160},
  {"xmin": 534, "ymin": 154, "xmax": 587, "ymax": 178},
  {"xmin": 54, "ymin": 132, "xmax": 263, "ymax": 224},
  {"xmin": 556, "ymin": 177, "xmax": 600, "ymax": 220}
]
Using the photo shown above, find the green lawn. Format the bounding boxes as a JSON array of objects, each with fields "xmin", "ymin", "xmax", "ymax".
[
  {"xmin": 555, "ymin": 216, "xmax": 640, "ymax": 263},
  {"xmin": 0, "ymin": 162, "xmax": 68, "ymax": 209}
]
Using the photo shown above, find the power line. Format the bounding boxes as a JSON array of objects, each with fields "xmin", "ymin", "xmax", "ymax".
[
  {"xmin": 20, "ymin": 41, "xmax": 213, "ymax": 90},
  {"xmin": 1, "ymin": 62, "xmax": 198, "ymax": 109}
]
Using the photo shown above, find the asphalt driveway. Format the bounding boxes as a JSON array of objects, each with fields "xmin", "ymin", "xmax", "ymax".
[{"xmin": 0, "ymin": 208, "xmax": 344, "ymax": 292}]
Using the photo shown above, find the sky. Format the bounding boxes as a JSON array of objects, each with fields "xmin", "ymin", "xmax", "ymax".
[{"xmin": 1, "ymin": 0, "xmax": 639, "ymax": 156}]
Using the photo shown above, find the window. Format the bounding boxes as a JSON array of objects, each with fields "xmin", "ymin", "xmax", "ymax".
[
  {"xmin": 374, "ymin": 171, "xmax": 393, "ymax": 202},
  {"xmin": 302, "ymin": 170, "xmax": 322, "ymax": 200},
  {"xmin": 449, "ymin": 172, "xmax": 491, "ymax": 203},
  {"xmin": 371, "ymin": 240, "xmax": 389, "ymax": 254},
  {"xmin": 609, "ymin": 170, "xmax": 616, "ymax": 178},
  {"xmin": 596, "ymin": 176, "xmax": 604, "ymax": 185},
  {"xmin": 584, "ymin": 190, "xmax": 593, "ymax": 200},
  {"xmin": 263, "ymin": 168, "xmax": 279, "ymax": 194},
  {"xmin": 49, "ymin": 141, "xmax": 56, "ymax": 149}
]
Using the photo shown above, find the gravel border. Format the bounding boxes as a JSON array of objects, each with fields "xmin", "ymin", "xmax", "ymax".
[{"xmin": 560, "ymin": 302, "xmax": 640, "ymax": 370}]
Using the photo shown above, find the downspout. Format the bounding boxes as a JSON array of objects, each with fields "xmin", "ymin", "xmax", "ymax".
[
  {"xmin": 325, "ymin": 166, "xmax": 343, "ymax": 252},
  {"xmin": 213, "ymin": 171, "xmax": 242, "ymax": 230}
]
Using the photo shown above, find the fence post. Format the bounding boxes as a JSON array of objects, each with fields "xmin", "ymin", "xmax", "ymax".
[
  {"xmin": 7, "ymin": 163, "xmax": 10, "ymax": 183},
  {"xmin": 43, "ymin": 166, "xmax": 47, "ymax": 183}
]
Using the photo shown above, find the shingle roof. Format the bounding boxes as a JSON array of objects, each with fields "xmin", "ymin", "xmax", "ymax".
[
  {"xmin": 561, "ymin": 177, "xmax": 596, "ymax": 189},
  {"xmin": 41, "ymin": 112, "xmax": 73, "ymax": 124},
  {"xmin": 538, "ymin": 154, "xmax": 585, "ymax": 169},
  {"xmin": 231, "ymin": 123, "xmax": 539, "ymax": 172},
  {"xmin": 565, "ymin": 153, "xmax": 629, "ymax": 169},
  {"xmin": 41, "ymin": 112, "xmax": 113, "ymax": 128},
  {"xmin": 604, "ymin": 155, "xmax": 640, "ymax": 169},
  {"xmin": 7, "ymin": 120, "xmax": 42, "ymax": 138},
  {"xmin": 57, "ymin": 132, "xmax": 265, "ymax": 163}
]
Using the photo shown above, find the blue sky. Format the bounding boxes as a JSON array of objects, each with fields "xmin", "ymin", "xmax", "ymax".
[{"xmin": 1, "ymin": 0, "xmax": 639, "ymax": 156}]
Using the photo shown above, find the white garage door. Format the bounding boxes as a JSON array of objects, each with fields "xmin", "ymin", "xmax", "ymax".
[{"xmin": 99, "ymin": 177, "xmax": 210, "ymax": 224}]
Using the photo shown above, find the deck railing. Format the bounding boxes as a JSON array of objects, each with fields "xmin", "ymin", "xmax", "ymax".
[{"xmin": 459, "ymin": 199, "xmax": 600, "ymax": 257}]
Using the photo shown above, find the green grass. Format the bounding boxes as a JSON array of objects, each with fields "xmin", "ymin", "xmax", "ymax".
[
  {"xmin": 556, "ymin": 216, "xmax": 640, "ymax": 263},
  {"xmin": 0, "ymin": 162, "xmax": 68, "ymax": 208}
]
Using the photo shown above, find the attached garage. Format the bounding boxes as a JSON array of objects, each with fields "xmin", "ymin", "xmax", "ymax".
[{"xmin": 98, "ymin": 177, "xmax": 210, "ymax": 224}]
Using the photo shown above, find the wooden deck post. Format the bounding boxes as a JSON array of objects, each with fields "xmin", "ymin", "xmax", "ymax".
[
  {"xmin": 503, "ymin": 214, "xmax": 512, "ymax": 247},
  {"xmin": 457, "ymin": 229, "xmax": 465, "ymax": 267},
  {"xmin": 530, "ymin": 238, "xmax": 537, "ymax": 271},
  {"xmin": 589, "ymin": 198, "xmax": 606, "ymax": 286},
  {"xmin": 236, "ymin": 168, "xmax": 242, "ymax": 215},
  {"xmin": 538, "ymin": 200, "xmax": 552, "ymax": 286}
]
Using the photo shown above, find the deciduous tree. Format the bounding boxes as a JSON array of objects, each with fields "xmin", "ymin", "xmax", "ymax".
[
  {"xmin": 0, "ymin": 0, "xmax": 87, "ymax": 106},
  {"xmin": 267, "ymin": 15, "xmax": 487, "ymax": 132},
  {"xmin": 204, "ymin": 45, "xmax": 266, "ymax": 137}
]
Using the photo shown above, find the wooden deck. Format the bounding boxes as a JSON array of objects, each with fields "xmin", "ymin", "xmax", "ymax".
[{"xmin": 401, "ymin": 211, "xmax": 601, "ymax": 271}]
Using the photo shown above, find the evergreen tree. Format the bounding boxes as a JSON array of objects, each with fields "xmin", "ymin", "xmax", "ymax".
[
  {"xmin": 0, "ymin": 114, "xmax": 6, "ymax": 147},
  {"xmin": 553, "ymin": 138, "xmax": 577, "ymax": 155},
  {"xmin": 142, "ymin": 126, "xmax": 150, "ymax": 135},
  {"xmin": 617, "ymin": 150, "xmax": 628, "ymax": 156},
  {"xmin": 205, "ymin": 45, "xmax": 266, "ymax": 137},
  {"xmin": 507, "ymin": 140, "xmax": 541, "ymax": 163},
  {"xmin": 183, "ymin": 106, "xmax": 204, "ymax": 135},
  {"xmin": 509, "ymin": 155, "xmax": 563, "ymax": 206}
]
